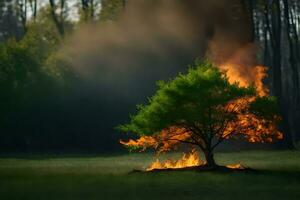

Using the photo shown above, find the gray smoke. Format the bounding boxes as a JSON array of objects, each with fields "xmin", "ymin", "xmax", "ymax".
[{"xmin": 62, "ymin": 0, "xmax": 252, "ymax": 100}]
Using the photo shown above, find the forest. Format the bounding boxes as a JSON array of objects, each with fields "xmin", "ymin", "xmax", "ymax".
[
  {"xmin": 0, "ymin": 0, "xmax": 299, "ymax": 154},
  {"xmin": 1, "ymin": 1, "xmax": 300, "ymax": 200}
]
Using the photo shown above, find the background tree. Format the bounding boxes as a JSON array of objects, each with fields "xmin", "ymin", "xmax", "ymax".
[
  {"xmin": 119, "ymin": 61, "xmax": 282, "ymax": 167},
  {"xmin": 245, "ymin": 0, "xmax": 300, "ymax": 147},
  {"xmin": 0, "ymin": 0, "xmax": 24, "ymax": 42},
  {"xmin": 0, "ymin": 0, "xmax": 126, "ymax": 153},
  {"xmin": 99, "ymin": 0, "xmax": 125, "ymax": 21},
  {"xmin": 78, "ymin": 0, "xmax": 101, "ymax": 22},
  {"xmin": 49, "ymin": 0, "xmax": 68, "ymax": 36}
]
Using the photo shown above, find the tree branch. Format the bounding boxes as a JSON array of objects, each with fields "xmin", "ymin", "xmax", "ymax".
[{"xmin": 166, "ymin": 138, "xmax": 198, "ymax": 146}]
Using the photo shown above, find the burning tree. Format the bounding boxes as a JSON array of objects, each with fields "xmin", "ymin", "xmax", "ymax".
[{"xmin": 118, "ymin": 61, "xmax": 282, "ymax": 169}]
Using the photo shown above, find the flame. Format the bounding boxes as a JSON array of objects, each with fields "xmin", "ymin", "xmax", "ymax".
[
  {"xmin": 226, "ymin": 163, "xmax": 246, "ymax": 170},
  {"xmin": 218, "ymin": 62, "xmax": 282, "ymax": 142},
  {"xmin": 120, "ymin": 136, "xmax": 158, "ymax": 151},
  {"xmin": 146, "ymin": 149, "xmax": 203, "ymax": 171},
  {"xmin": 222, "ymin": 96, "xmax": 283, "ymax": 143},
  {"xmin": 214, "ymin": 43, "xmax": 269, "ymax": 97},
  {"xmin": 146, "ymin": 149, "xmax": 246, "ymax": 171},
  {"xmin": 120, "ymin": 126, "xmax": 192, "ymax": 153},
  {"xmin": 219, "ymin": 64, "xmax": 268, "ymax": 97}
]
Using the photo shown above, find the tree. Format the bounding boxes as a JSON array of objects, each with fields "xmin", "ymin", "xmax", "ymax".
[
  {"xmin": 0, "ymin": 0, "xmax": 24, "ymax": 42},
  {"xmin": 246, "ymin": 0, "xmax": 300, "ymax": 147},
  {"xmin": 79, "ymin": 0, "xmax": 102, "ymax": 22},
  {"xmin": 99, "ymin": 0, "xmax": 125, "ymax": 21},
  {"xmin": 49, "ymin": 0, "xmax": 67, "ymax": 36},
  {"xmin": 118, "ymin": 61, "xmax": 282, "ymax": 167},
  {"xmin": 28, "ymin": 0, "xmax": 37, "ymax": 22}
]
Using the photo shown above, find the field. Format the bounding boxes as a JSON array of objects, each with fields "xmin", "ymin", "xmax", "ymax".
[{"xmin": 0, "ymin": 151, "xmax": 300, "ymax": 200}]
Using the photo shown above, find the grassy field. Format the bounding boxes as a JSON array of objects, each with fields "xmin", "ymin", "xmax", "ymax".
[{"xmin": 0, "ymin": 150, "xmax": 300, "ymax": 200}]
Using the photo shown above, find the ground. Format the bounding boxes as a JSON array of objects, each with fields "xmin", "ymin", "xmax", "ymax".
[{"xmin": 0, "ymin": 150, "xmax": 300, "ymax": 200}]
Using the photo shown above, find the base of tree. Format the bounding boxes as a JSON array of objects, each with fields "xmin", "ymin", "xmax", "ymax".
[{"xmin": 129, "ymin": 164, "xmax": 256, "ymax": 174}]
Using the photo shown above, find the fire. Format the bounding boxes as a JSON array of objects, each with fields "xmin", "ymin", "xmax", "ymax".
[
  {"xmin": 215, "ymin": 43, "xmax": 269, "ymax": 97},
  {"xmin": 120, "ymin": 136, "xmax": 158, "ymax": 151},
  {"xmin": 120, "ymin": 126, "xmax": 192, "ymax": 153},
  {"xmin": 146, "ymin": 149, "xmax": 203, "ymax": 171},
  {"xmin": 218, "ymin": 62, "xmax": 282, "ymax": 142},
  {"xmin": 146, "ymin": 149, "xmax": 247, "ymax": 171},
  {"xmin": 222, "ymin": 96, "xmax": 283, "ymax": 143},
  {"xmin": 120, "ymin": 60, "xmax": 283, "ymax": 171},
  {"xmin": 226, "ymin": 163, "xmax": 246, "ymax": 170},
  {"xmin": 219, "ymin": 64, "xmax": 268, "ymax": 97}
]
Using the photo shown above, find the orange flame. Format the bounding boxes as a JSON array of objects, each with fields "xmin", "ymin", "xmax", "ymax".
[
  {"xmin": 120, "ymin": 136, "xmax": 158, "ymax": 151},
  {"xmin": 120, "ymin": 126, "xmax": 192, "ymax": 153},
  {"xmin": 220, "ymin": 64, "xmax": 268, "ymax": 97},
  {"xmin": 222, "ymin": 96, "xmax": 283, "ymax": 142},
  {"xmin": 146, "ymin": 149, "xmax": 203, "ymax": 171},
  {"xmin": 146, "ymin": 149, "xmax": 247, "ymax": 171},
  {"xmin": 226, "ymin": 163, "xmax": 246, "ymax": 170}
]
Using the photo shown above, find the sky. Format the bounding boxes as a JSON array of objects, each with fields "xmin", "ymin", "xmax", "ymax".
[{"xmin": 27, "ymin": 0, "xmax": 84, "ymax": 21}]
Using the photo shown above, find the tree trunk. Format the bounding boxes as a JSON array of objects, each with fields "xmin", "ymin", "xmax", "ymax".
[
  {"xmin": 242, "ymin": 0, "xmax": 256, "ymax": 41},
  {"xmin": 49, "ymin": 0, "xmax": 65, "ymax": 37},
  {"xmin": 271, "ymin": 0, "xmax": 282, "ymax": 98},
  {"xmin": 204, "ymin": 149, "xmax": 217, "ymax": 168}
]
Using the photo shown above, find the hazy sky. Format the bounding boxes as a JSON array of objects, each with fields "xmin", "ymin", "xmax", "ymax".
[{"xmin": 28, "ymin": 0, "xmax": 83, "ymax": 21}]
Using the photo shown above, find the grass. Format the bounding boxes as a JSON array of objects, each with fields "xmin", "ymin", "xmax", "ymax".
[{"xmin": 0, "ymin": 150, "xmax": 300, "ymax": 200}]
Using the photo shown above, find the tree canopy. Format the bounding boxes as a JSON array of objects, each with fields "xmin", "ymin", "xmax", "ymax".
[{"xmin": 119, "ymin": 61, "xmax": 282, "ymax": 166}]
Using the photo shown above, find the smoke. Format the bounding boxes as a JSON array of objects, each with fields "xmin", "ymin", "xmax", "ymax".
[
  {"xmin": 207, "ymin": 32, "xmax": 268, "ymax": 96},
  {"xmin": 202, "ymin": 0, "xmax": 267, "ymax": 95},
  {"xmin": 49, "ymin": 0, "xmax": 265, "ymax": 150},
  {"xmin": 57, "ymin": 0, "xmax": 263, "ymax": 135},
  {"xmin": 62, "ymin": 0, "xmax": 255, "ymax": 99}
]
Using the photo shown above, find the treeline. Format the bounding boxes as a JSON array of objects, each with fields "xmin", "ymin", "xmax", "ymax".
[
  {"xmin": 245, "ymin": 0, "xmax": 300, "ymax": 147},
  {"xmin": 0, "ymin": 0, "xmax": 127, "ymax": 153},
  {"xmin": 0, "ymin": 0, "xmax": 125, "ymax": 41}
]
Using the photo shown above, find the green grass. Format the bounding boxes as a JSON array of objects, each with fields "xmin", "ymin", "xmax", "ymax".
[{"xmin": 0, "ymin": 150, "xmax": 300, "ymax": 200}]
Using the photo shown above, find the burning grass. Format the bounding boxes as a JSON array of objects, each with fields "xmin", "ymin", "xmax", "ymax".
[
  {"xmin": 133, "ymin": 149, "xmax": 253, "ymax": 173},
  {"xmin": 146, "ymin": 149, "xmax": 203, "ymax": 171}
]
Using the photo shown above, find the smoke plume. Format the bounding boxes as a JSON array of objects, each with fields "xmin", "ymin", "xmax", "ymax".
[{"xmin": 62, "ymin": 0, "xmax": 255, "ymax": 99}]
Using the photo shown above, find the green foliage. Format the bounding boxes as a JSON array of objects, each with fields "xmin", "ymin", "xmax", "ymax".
[
  {"xmin": 0, "ymin": 11, "xmax": 64, "ymax": 94},
  {"xmin": 0, "ymin": 5, "xmax": 82, "ymax": 152},
  {"xmin": 118, "ymin": 61, "xmax": 256, "ymax": 135},
  {"xmin": 0, "ymin": 39, "xmax": 40, "ymax": 90},
  {"xmin": 0, "ymin": 11, "xmax": 74, "ymax": 123},
  {"xmin": 44, "ymin": 52, "xmax": 75, "ymax": 84},
  {"xmin": 99, "ymin": 0, "xmax": 125, "ymax": 22},
  {"xmin": 0, "ymin": 5, "xmax": 78, "ymax": 87}
]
